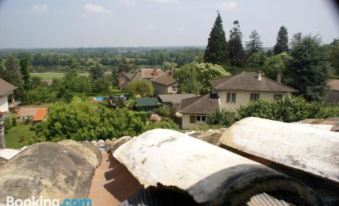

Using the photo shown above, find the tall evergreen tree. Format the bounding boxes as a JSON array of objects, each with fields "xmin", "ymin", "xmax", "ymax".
[
  {"xmin": 245, "ymin": 30, "xmax": 263, "ymax": 55},
  {"xmin": 285, "ymin": 35, "xmax": 330, "ymax": 101},
  {"xmin": 228, "ymin": 20, "xmax": 245, "ymax": 67},
  {"xmin": 204, "ymin": 12, "xmax": 229, "ymax": 66},
  {"xmin": 273, "ymin": 26, "xmax": 289, "ymax": 54},
  {"xmin": 19, "ymin": 54, "xmax": 31, "ymax": 89}
]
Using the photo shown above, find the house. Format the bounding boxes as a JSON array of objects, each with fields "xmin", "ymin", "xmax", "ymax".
[
  {"xmin": 179, "ymin": 94, "xmax": 220, "ymax": 129},
  {"xmin": 179, "ymin": 71, "xmax": 297, "ymax": 129},
  {"xmin": 326, "ymin": 79, "xmax": 339, "ymax": 104},
  {"xmin": 0, "ymin": 78, "xmax": 16, "ymax": 113},
  {"xmin": 152, "ymin": 70, "xmax": 178, "ymax": 95},
  {"xmin": 32, "ymin": 108, "xmax": 48, "ymax": 123},
  {"xmin": 118, "ymin": 68, "xmax": 165, "ymax": 89},
  {"xmin": 158, "ymin": 93, "xmax": 196, "ymax": 113},
  {"xmin": 134, "ymin": 97, "xmax": 161, "ymax": 112}
]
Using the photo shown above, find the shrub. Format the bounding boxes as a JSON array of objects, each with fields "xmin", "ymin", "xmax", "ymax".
[
  {"xmin": 207, "ymin": 110, "xmax": 238, "ymax": 127},
  {"xmin": 156, "ymin": 105, "xmax": 172, "ymax": 117},
  {"xmin": 238, "ymin": 100, "xmax": 277, "ymax": 120},
  {"xmin": 144, "ymin": 119, "xmax": 179, "ymax": 131}
]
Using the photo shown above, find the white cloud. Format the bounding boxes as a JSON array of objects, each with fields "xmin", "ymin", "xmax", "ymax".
[
  {"xmin": 32, "ymin": 4, "xmax": 48, "ymax": 13},
  {"xmin": 146, "ymin": 0, "xmax": 179, "ymax": 4},
  {"xmin": 83, "ymin": 3, "xmax": 111, "ymax": 14},
  {"xmin": 146, "ymin": 23, "xmax": 156, "ymax": 30},
  {"xmin": 119, "ymin": 0, "xmax": 137, "ymax": 7},
  {"xmin": 218, "ymin": 1, "xmax": 237, "ymax": 11}
]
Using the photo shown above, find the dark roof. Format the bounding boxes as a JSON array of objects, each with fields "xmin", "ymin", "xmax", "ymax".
[
  {"xmin": 328, "ymin": 79, "xmax": 339, "ymax": 91},
  {"xmin": 210, "ymin": 72, "xmax": 297, "ymax": 93},
  {"xmin": 135, "ymin": 97, "xmax": 161, "ymax": 108},
  {"xmin": 151, "ymin": 74, "xmax": 176, "ymax": 86},
  {"xmin": 0, "ymin": 78, "xmax": 16, "ymax": 97},
  {"xmin": 179, "ymin": 94, "xmax": 219, "ymax": 115},
  {"xmin": 158, "ymin": 94, "xmax": 197, "ymax": 105}
]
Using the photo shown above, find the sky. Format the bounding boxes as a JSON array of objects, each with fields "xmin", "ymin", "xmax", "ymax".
[{"xmin": 0, "ymin": 0, "xmax": 338, "ymax": 48}]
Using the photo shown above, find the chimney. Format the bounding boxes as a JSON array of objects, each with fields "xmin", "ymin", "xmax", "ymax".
[
  {"xmin": 257, "ymin": 71, "xmax": 264, "ymax": 81},
  {"xmin": 277, "ymin": 71, "xmax": 282, "ymax": 83},
  {"xmin": 168, "ymin": 67, "xmax": 174, "ymax": 76},
  {"xmin": 152, "ymin": 68, "xmax": 158, "ymax": 76}
]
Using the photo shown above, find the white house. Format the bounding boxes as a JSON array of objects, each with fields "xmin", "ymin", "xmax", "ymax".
[{"xmin": 0, "ymin": 78, "xmax": 16, "ymax": 113}]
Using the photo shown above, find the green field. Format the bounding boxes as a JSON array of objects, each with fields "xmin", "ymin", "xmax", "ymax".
[
  {"xmin": 30, "ymin": 72, "xmax": 89, "ymax": 81},
  {"xmin": 5, "ymin": 124, "xmax": 36, "ymax": 149},
  {"xmin": 30, "ymin": 72, "xmax": 111, "ymax": 81}
]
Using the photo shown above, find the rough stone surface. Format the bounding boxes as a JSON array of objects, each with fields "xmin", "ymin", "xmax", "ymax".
[
  {"xmin": 98, "ymin": 139, "xmax": 106, "ymax": 151},
  {"xmin": 113, "ymin": 129, "xmax": 261, "ymax": 203},
  {"xmin": 220, "ymin": 117, "xmax": 339, "ymax": 183},
  {"xmin": 0, "ymin": 157, "xmax": 7, "ymax": 167},
  {"xmin": 80, "ymin": 141, "xmax": 102, "ymax": 165},
  {"xmin": 189, "ymin": 129, "xmax": 226, "ymax": 146},
  {"xmin": 58, "ymin": 140, "xmax": 101, "ymax": 168},
  {"xmin": 111, "ymin": 136, "xmax": 132, "ymax": 152},
  {"xmin": 0, "ymin": 143, "xmax": 96, "ymax": 203}
]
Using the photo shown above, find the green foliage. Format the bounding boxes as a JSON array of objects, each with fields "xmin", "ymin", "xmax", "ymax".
[
  {"xmin": 127, "ymin": 80, "xmax": 154, "ymax": 97},
  {"xmin": 285, "ymin": 35, "xmax": 330, "ymax": 101},
  {"xmin": 19, "ymin": 53, "xmax": 31, "ymax": 89},
  {"xmin": 328, "ymin": 39, "xmax": 339, "ymax": 75},
  {"xmin": 246, "ymin": 30, "xmax": 263, "ymax": 55},
  {"xmin": 89, "ymin": 64, "xmax": 104, "ymax": 80},
  {"xmin": 207, "ymin": 110, "xmax": 238, "ymax": 127},
  {"xmin": 263, "ymin": 52, "xmax": 291, "ymax": 79},
  {"xmin": 246, "ymin": 53, "xmax": 266, "ymax": 69},
  {"xmin": 273, "ymin": 26, "xmax": 289, "ymax": 54},
  {"xmin": 36, "ymin": 97, "xmax": 147, "ymax": 141},
  {"xmin": 204, "ymin": 13, "xmax": 229, "ymax": 66},
  {"xmin": 156, "ymin": 105, "xmax": 172, "ymax": 117},
  {"xmin": 175, "ymin": 63, "xmax": 227, "ymax": 94},
  {"xmin": 228, "ymin": 20, "xmax": 245, "ymax": 67},
  {"xmin": 238, "ymin": 96, "xmax": 339, "ymax": 122},
  {"xmin": 144, "ymin": 120, "xmax": 179, "ymax": 131},
  {"xmin": 23, "ymin": 86, "xmax": 57, "ymax": 104}
]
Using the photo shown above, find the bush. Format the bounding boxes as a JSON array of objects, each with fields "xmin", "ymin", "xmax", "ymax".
[
  {"xmin": 127, "ymin": 80, "xmax": 154, "ymax": 97},
  {"xmin": 156, "ymin": 105, "xmax": 172, "ymax": 117},
  {"xmin": 238, "ymin": 95, "xmax": 339, "ymax": 122},
  {"xmin": 144, "ymin": 119, "xmax": 179, "ymax": 131},
  {"xmin": 207, "ymin": 110, "xmax": 238, "ymax": 127}
]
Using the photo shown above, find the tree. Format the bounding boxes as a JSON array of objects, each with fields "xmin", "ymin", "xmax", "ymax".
[
  {"xmin": 328, "ymin": 39, "xmax": 339, "ymax": 75},
  {"xmin": 228, "ymin": 20, "xmax": 245, "ymax": 67},
  {"xmin": 246, "ymin": 53, "xmax": 266, "ymax": 69},
  {"xmin": 204, "ymin": 12, "xmax": 229, "ymax": 66},
  {"xmin": 89, "ymin": 64, "xmax": 104, "ymax": 80},
  {"xmin": 273, "ymin": 26, "xmax": 289, "ymax": 54},
  {"xmin": 245, "ymin": 30, "xmax": 263, "ymax": 55},
  {"xmin": 0, "ymin": 56, "xmax": 22, "ymax": 86},
  {"xmin": 285, "ymin": 35, "xmax": 330, "ymax": 101},
  {"xmin": 19, "ymin": 54, "xmax": 31, "ymax": 89},
  {"xmin": 264, "ymin": 52, "xmax": 291, "ymax": 79},
  {"xmin": 175, "ymin": 63, "xmax": 227, "ymax": 94},
  {"xmin": 127, "ymin": 80, "xmax": 154, "ymax": 97}
]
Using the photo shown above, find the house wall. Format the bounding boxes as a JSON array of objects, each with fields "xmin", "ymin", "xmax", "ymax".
[
  {"xmin": 0, "ymin": 96, "xmax": 9, "ymax": 113},
  {"xmin": 182, "ymin": 114, "xmax": 207, "ymax": 130},
  {"xmin": 218, "ymin": 91, "xmax": 290, "ymax": 111},
  {"xmin": 153, "ymin": 83, "xmax": 178, "ymax": 95}
]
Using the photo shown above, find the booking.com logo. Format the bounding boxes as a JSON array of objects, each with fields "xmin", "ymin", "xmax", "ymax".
[{"xmin": 5, "ymin": 196, "xmax": 92, "ymax": 206}]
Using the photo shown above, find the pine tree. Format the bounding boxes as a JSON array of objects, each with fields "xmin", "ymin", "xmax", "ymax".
[
  {"xmin": 273, "ymin": 26, "xmax": 289, "ymax": 54},
  {"xmin": 19, "ymin": 54, "xmax": 31, "ymax": 89},
  {"xmin": 228, "ymin": 20, "xmax": 245, "ymax": 67},
  {"xmin": 204, "ymin": 12, "xmax": 229, "ymax": 66},
  {"xmin": 245, "ymin": 30, "xmax": 263, "ymax": 55}
]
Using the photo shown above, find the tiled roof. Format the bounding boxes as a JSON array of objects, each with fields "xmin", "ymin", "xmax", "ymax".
[
  {"xmin": 328, "ymin": 79, "xmax": 339, "ymax": 91},
  {"xmin": 140, "ymin": 68, "xmax": 165, "ymax": 79},
  {"xmin": 0, "ymin": 78, "xmax": 16, "ymax": 97},
  {"xmin": 158, "ymin": 94, "xmax": 197, "ymax": 105},
  {"xmin": 151, "ymin": 74, "xmax": 176, "ymax": 86},
  {"xmin": 135, "ymin": 97, "xmax": 161, "ymax": 108},
  {"xmin": 179, "ymin": 94, "xmax": 219, "ymax": 115},
  {"xmin": 32, "ymin": 108, "xmax": 48, "ymax": 122},
  {"xmin": 210, "ymin": 72, "xmax": 297, "ymax": 93}
]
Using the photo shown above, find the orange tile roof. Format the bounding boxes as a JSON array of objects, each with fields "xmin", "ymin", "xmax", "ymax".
[{"xmin": 32, "ymin": 108, "xmax": 48, "ymax": 122}]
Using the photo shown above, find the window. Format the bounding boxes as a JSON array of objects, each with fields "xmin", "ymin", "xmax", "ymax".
[
  {"xmin": 196, "ymin": 115, "xmax": 207, "ymax": 123},
  {"xmin": 274, "ymin": 94, "xmax": 283, "ymax": 100},
  {"xmin": 227, "ymin": 93, "xmax": 236, "ymax": 103},
  {"xmin": 250, "ymin": 93, "xmax": 260, "ymax": 101},
  {"xmin": 190, "ymin": 115, "xmax": 196, "ymax": 123},
  {"xmin": 172, "ymin": 86, "xmax": 177, "ymax": 92}
]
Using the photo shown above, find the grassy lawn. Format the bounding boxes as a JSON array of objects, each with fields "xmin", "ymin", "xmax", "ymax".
[
  {"xmin": 30, "ymin": 71, "xmax": 111, "ymax": 81},
  {"xmin": 5, "ymin": 124, "xmax": 36, "ymax": 149}
]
